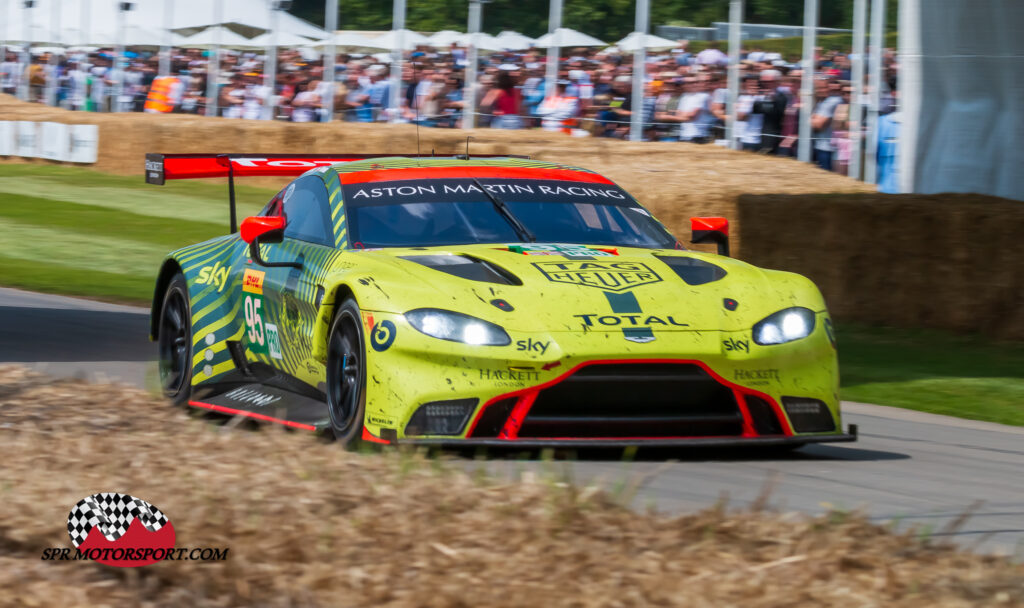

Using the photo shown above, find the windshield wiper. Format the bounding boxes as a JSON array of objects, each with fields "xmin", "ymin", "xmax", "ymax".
[{"xmin": 473, "ymin": 178, "xmax": 536, "ymax": 243}]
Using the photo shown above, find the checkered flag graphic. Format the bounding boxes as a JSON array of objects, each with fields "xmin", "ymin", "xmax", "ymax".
[{"xmin": 66, "ymin": 493, "xmax": 169, "ymax": 548}]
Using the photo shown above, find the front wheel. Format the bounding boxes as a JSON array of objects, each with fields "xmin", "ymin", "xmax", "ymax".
[
  {"xmin": 158, "ymin": 273, "xmax": 192, "ymax": 405},
  {"xmin": 326, "ymin": 298, "xmax": 367, "ymax": 448}
]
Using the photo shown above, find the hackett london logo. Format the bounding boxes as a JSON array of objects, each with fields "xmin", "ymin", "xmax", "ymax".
[
  {"xmin": 40, "ymin": 492, "xmax": 229, "ymax": 567},
  {"xmin": 533, "ymin": 261, "xmax": 663, "ymax": 292}
]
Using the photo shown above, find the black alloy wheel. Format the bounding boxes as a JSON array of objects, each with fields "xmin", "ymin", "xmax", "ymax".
[
  {"xmin": 158, "ymin": 273, "xmax": 193, "ymax": 405},
  {"xmin": 326, "ymin": 298, "xmax": 366, "ymax": 447}
]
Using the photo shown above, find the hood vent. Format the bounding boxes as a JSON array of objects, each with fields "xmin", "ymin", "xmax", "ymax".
[
  {"xmin": 657, "ymin": 256, "xmax": 727, "ymax": 286},
  {"xmin": 401, "ymin": 254, "xmax": 522, "ymax": 286}
]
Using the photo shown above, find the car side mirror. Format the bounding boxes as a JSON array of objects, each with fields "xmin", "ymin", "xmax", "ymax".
[
  {"xmin": 240, "ymin": 216, "xmax": 302, "ymax": 269},
  {"xmin": 241, "ymin": 215, "xmax": 285, "ymax": 244},
  {"xmin": 690, "ymin": 217, "xmax": 730, "ymax": 257}
]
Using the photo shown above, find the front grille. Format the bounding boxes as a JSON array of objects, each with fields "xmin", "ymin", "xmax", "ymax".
[
  {"xmin": 472, "ymin": 398, "xmax": 518, "ymax": 437},
  {"xmin": 517, "ymin": 363, "xmax": 743, "ymax": 438},
  {"xmin": 744, "ymin": 395, "xmax": 784, "ymax": 435}
]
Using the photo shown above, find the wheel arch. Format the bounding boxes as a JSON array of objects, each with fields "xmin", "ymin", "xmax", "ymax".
[
  {"xmin": 151, "ymin": 257, "xmax": 184, "ymax": 341},
  {"xmin": 312, "ymin": 282, "xmax": 358, "ymax": 363}
]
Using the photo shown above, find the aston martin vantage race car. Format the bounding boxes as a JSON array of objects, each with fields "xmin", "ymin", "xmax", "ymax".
[{"xmin": 148, "ymin": 153, "xmax": 856, "ymax": 449}]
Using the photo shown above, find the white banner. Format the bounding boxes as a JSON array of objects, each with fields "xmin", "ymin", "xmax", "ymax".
[
  {"xmin": 900, "ymin": 0, "xmax": 1024, "ymax": 201},
  {"xmin": 16, "ymin": 121, "xmax": 38, "ymax": 158},
  {"xmin": 0, "ymin": 122, "xmax": 14, "ymax": 157},
  {"xmin": 68, "ymin": 125, "xmax": 99, "ymax": 164},
  {"xmin": 39, "ymin": 122, "xmax": 70, "ymax": 161}
]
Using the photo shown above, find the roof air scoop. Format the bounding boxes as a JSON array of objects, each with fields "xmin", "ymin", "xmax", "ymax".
[{"xmin": 400, "ymin": 255, "xmax": 522, "ymax": 286}]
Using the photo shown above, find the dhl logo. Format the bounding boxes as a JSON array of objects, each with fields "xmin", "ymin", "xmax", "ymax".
[{"xmin": 242, "ymin": 269, "xmax": 265, "ymax": 295}]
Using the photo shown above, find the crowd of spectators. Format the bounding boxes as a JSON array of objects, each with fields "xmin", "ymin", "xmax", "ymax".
[{"xmin": 0, "ymin": 39, "xmax": 899, "ymax": 173}]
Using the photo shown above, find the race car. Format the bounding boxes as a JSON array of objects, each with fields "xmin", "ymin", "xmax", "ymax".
[{"xmin": 147, "ymin": 153, "xmax": 857, "ymax": 449}]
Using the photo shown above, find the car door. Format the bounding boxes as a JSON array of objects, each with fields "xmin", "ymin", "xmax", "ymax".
[{"xmin": 242, "ymin": 174, "xmax": 337, "ymax": 390}]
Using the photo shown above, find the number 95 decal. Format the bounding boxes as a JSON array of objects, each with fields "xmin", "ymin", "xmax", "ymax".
[
  {"xmin": 244, "ymin": 295, "xmax": 283, "ymax": 359},
  {"xmin": 244, "ymin": 295, "xmax": 265, "ymax": 346}
]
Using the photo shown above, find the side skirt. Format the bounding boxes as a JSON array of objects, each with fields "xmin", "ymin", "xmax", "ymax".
[{"xmin": 189, "ymin": 371, "xmax": 330, "ymax": 431}]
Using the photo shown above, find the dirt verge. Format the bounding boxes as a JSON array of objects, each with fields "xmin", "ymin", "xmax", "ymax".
[{"xmin": 1, "ymin": 366, "xmax": 1021, "ymax": 607}]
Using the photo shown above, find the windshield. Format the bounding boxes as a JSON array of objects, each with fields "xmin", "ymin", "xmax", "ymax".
[{"xmin": 343, "ymin": 177, "xmax": 678, "ymax": 249}]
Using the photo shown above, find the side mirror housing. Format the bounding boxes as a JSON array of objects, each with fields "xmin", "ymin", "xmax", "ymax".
[
  {"xmin": 240, "ymin": 215, "xmax": 285, "ymax": 244},
  {"xmin": 240, "ymin": 215, "xmax": 302, "ymax": 270},
  {"xmin": 690, "ymin": 217, "xmax": 730, "ymax": 257}
]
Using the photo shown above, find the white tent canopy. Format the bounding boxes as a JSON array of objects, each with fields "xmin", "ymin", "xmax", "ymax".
[
  {"xmin": 427, "ymin": 30, "xmax": 463, "ymax": 47},
  {"xmin": 367, "ymin": 29, "xmax": 429, "ymax": 51},
  {"xmin": 454, "ymin": 32, "xmax": 505, "ymax": 51},
  {"xmin": 533, "ymin": 28, "xmax": 605, "ymax": 48},
  {"xmin": 176, "ymin": 26, "xmax": 257, "ymax": 50},
  {"xmin": 2, "ymin": 0, "xmax": 327, "ymax": 46},
  {"xmin": 311, "ymin": 32, "xmax": 385, "ymax": 51},
  {"xmin": 494, "ymin": 30, "xmax": 536, "ymax": 50},
  {"xmin": 615, "ymin": 32, "xmax": 678, "ymax": 52},
  {"xmin": 245, "ymin": 31, "xmax": 323, "ymax": 50}
]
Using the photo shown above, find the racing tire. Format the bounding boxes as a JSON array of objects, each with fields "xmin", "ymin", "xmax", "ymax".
[
  {"xmin": 157, "ymin": 273, "xmax": 193, "ymax": 406},
  {"xmin": 326, "ymin": 298, "xmax": 367, "ymax": 449}
]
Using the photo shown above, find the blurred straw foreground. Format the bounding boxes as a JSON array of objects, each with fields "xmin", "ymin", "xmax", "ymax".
[{"xmin": 1, "ymin": 365, "xmax": 1021, "ymax": 607}]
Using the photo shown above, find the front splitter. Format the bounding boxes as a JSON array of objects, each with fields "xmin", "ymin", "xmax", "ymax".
[{"xmin": 397, "ymin": 426, "xmax": 858, "ymax": 448}]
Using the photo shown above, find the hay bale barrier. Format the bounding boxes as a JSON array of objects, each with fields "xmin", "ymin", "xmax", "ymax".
[
  {"xmin": 738, "ymin": 193, "xmax": 1024, "ymax": 339},
  {"xmin": 1, "ymin": 366, "xmax": 1021, "ymax": 607},
  {"xmin": 0, "ymin": 94, "xmax": 872, "ymax": 254}
]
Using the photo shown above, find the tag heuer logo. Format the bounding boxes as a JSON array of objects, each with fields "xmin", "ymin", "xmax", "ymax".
[{"xmin": 532, "ymin": 261, "xmax": 662, "ymax": 292}]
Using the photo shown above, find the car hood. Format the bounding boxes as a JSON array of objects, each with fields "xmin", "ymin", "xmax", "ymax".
[{"xmin": 342, "ymin": 243, "xmax": 825, "ymax": 333}]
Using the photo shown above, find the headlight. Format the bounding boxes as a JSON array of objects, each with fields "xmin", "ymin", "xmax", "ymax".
[
  {"xmin": 405, "ymin": 309, "xmax": 511, "ymax": 346},
  {"xmin": 752, "ymin": 307, "xmax": 816, "ymax": 345}
]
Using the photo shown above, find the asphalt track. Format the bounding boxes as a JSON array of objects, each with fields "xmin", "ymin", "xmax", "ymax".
[{"xmin": 2, "ymin": 286, "xmax": 1022, "ymax": 555}]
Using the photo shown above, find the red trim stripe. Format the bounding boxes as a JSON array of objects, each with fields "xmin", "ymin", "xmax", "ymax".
[
  {"xmin": 340, "ymin": 166, "xmax": 614, "ymax": 185},
  {"xmin": 188, "ymin": 400, "xmax": 318, "ymax": 431},
  {"xmin": 361, "ymin": 427, "xmax": 391, "ymax": 444}
]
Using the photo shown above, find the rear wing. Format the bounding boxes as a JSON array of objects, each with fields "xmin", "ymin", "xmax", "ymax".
[{"xmin": 144, "ymin": 152, "xmax": 529, "ymax": 232}]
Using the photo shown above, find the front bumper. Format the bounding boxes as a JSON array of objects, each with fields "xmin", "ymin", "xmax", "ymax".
[{"xmin": 364, "ymin": 311, "xmax": 843, "ymax": 443}]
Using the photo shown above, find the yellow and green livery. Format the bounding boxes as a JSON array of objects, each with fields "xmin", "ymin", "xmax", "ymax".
[{"xmin": 148, "ymin": 153, "xmax": 856, "ymax": 449}]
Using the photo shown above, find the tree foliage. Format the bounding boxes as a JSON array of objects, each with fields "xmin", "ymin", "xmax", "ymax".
[{"xmin": 289, "ymin": 0, "xmax": 892, "ymax": 43}]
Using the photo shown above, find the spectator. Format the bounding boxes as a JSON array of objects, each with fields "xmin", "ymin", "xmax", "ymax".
[
  {"xmin": 653, "ymin": 77, "xmax": 684, "ymax": 142},
  {"xmin": 754, "ymin": 73, "xmax": 788, "ymax": 154},
  {"xmin": 735, "ymin": 76, "xmax": 763, "ymax": 151},
  {"xmin": 604, "ymin": 75, "xmax": 633, "ymax": 137},
  {"xmin": 481, "ymin": 69, "xmax": 522, "ymax": 129},
  {"xmin": 1, "ymin": 50, "xmax": 18, "ymax": 95},
  {"xmin": 695, "ymin": 42, "xmax": 728, "ymax": 67},
  {"xmin": 811, "ymin": 78, "xmax": 844, "ymax": 171},
  {"xmin": 290, "ymin": 80, "xmax": 322, "ymax": 123},
  {"xmin": 671, "ymin": 40, "xmax": 692, "ymax": 67},
  {"xmin": 679, "ymin": 77, "xmax": 713, "ymax": 144},
  {"xmin": 537, "ymin": 80, "xmax": 579, "ymax": 133}
]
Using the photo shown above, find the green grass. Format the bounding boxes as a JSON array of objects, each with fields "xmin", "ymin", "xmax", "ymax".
[
  {"xmin": 0, "ymin": 164, "xmax": 274, "ymax": 303},
  {"xmin": 838, "ymin": 324, "xmax": 1024, "ymax": 426},
  {"xmin": 1, "ymin": 164, "xmax": 1021, "ymax": 425}
]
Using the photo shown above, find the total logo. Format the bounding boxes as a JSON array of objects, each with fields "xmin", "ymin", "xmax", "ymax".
[
  {"xmin": 196, "ymin": 262, "xmax": 230, "ymax": 292},
  {"xmin": 573, "ymin": 314, "xmax": 689, "ymax": 328}
]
